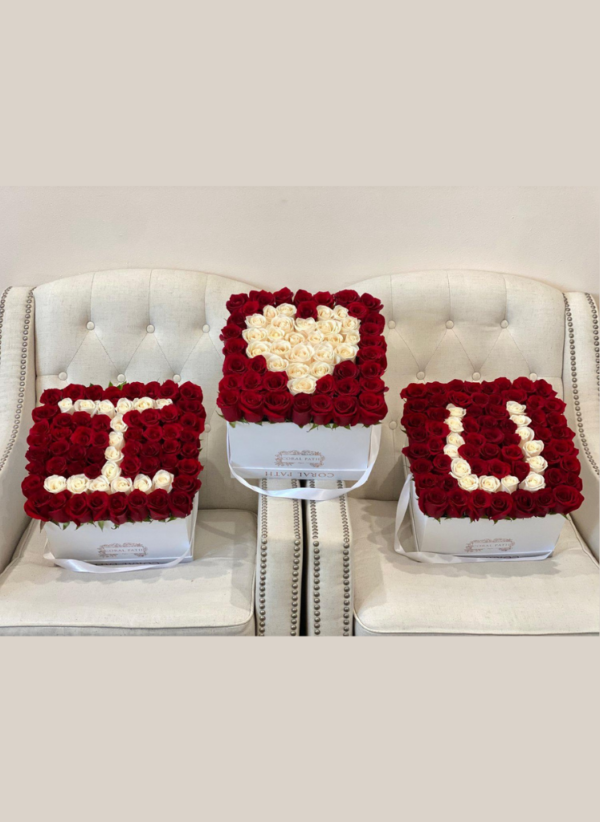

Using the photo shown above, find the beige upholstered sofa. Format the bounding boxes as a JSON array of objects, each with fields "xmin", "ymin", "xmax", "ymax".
[
  {"xmin": 305, "ymin": 271, "xmax": 599, "ymax": 636},
  {"xmin": 0, "ymin": 270, "xmax": 303, "ymax": 635}
]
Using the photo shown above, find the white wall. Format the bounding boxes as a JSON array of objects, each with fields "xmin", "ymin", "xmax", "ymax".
[{"xmin": 0, "ymin": 187, "xmax": 597, "ymax": 299}]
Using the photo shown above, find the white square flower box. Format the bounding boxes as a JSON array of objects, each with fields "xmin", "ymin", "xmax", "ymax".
[
  {"xmin": 45, "ymin": 495, "xmax": 198, "ymax": 567},
  {"xmin": 397, "ymin": 475, "xmax": 565, "ymax": 562},
  {"xmin": 227, "ymin": 421, "xmax": 373, "ymax": 481}
]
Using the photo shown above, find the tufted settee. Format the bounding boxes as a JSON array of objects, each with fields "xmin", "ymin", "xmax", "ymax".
[
  {"xmin": 304, "ymin": 271, "xmax": 599, "ymax": 636},
  {"xmin": 0, "ymin": 270, "xmax": 303, "ymax": 635}
]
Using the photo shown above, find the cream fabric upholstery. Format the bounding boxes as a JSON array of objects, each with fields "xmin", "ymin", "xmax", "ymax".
[
  {"xmin": 0, "ymin": 270, "xmax": 304, "ymax": 635},
  {"xmin": 0, "ymin": 510, "xmax": 256, "ymax": 635},
  {"xmin": 307, "ymin": 271, "xmax": 599, "ymax": 635},
  {"xmin": 352, "ymin": 498, "xmax": 599, "ymax": 635}
]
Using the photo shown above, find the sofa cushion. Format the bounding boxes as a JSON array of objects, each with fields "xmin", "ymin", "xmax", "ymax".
[
  {"xmin": 0, "ymin": 509, "xmax": 256, "ymax": 635},
  {"xmin": 351, "ymin": 498, "xmax": 599, "ymax": 635}
]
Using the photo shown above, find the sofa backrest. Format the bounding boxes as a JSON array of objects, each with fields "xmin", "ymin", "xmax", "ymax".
[
  {"xmin": 33, "ymin": 269, "xmax": 259, "ymax": 512},
  {"xmin": 350, "ymin": 270, "xmax": 566, "ymax": 501}
]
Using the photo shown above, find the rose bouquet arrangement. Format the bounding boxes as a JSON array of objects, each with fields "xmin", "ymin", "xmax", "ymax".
[
  {"xmin": 22, "ymin": 380, "xmax": 205, "ymax": 528},
  {"xmin": 217, "ymin": 287, "xmax": 388, "ymax": 427},
  {"xmin": 401, "ymin": 377, "xmax": 584, "ymax": 521}
]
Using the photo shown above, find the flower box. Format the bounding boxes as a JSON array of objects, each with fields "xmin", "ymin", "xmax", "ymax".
[
  {"xmin": 45, "ymin": 494, "xmax": 198, "ymax": 565},
  {"xmin": 22, "ymin": 379, "xmax": 205, "ymax": 569},
  {"xmin": 218, "ymin": 287, "xmax": 388, "ymax": 486},
  {"xmin": 396, "ymin": 376, "xmax": 583, "ymax": 562},
  {"xmin": 227, "ymin": 421, "xmax": 373, "ymax": 481}
]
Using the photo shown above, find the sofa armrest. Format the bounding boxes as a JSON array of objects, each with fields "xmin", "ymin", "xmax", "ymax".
[
  {"xmin": 0, "ymin": 287, "xmax": 35, "ymax": 572},
  {"xmin": 257, "ymin": 480, "xmax": 303, "ymax": 636},
  {"xmin": 563, "ymin": 292, "xmax": 599, "ymax": 559},
  {"xmin": 304, "ymin": 481, "xmax": 352, "ymax": 637}
]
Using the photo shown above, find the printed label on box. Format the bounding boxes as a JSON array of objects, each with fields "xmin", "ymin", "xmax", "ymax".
[
  {"xmin": 274, "ymin": 450, "xmax": 326, "ymax": 468},
  {"xmin": 464, "ymin": 538, "xmax": 515, "ymax": 554}
]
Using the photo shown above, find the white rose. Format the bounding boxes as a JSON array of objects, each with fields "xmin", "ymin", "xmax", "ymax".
[
  {"xmin": 335, "ymin": 343, "xmax": 359, "ymax": 362},
  {"xmin": 332, "ymin": 305, "xmax": 349, "ymax": 320},
  {"xmin": 450, "ymin": 458, "xmax": 472, "ymax": 479},
  {"xmin": 89, "ymin": 475, "xmax": 110, "ymax": 493},
  {"xmin": 276, "ymin": 303, "xmax": 296, "ymax": 317},
  {"xmin": 246, "ymin": 340, "xmax": 271, "ymax": 358},
  {"xmin": 506, "ymin": 401, "xmax": 526, "ymax": 415},
  {"xmin": 527, "ymin": 455, "xmax": 548, "ymax": 474},
  {"xmin": 263, "ymin": 305, "xmax": 277, "ymax": 321},
  {"xmin": 458, "ymin": 474, "xmax": 479, "ymax": 491},
  {"xmin": 286, "ymin": 332, "xmax": 305, "ymax": 346},
  {"xmin": 272, "ymin": 315, "xmax": 295, "ymax": 333},
  {"xmin": 109, "ymin": 431, "xmax": 125, "ymax": 449},
  {"xmin": 98, "ymin": 400, "xmax": 116, "ymax": 418},
  {"xmin": 286, "ymin": 362, "xmax": 310, "ymax": 379},
  {"xmin": 288, "ymin": 376, "xmax": 318, "ymax": 395},
  {"xmin": 446, "ymin": 404, "xmax": 467, "ymax": 418},
  {"xmin": 245, "ymin": 313, "xmax": 267, "ymax": 328},
  {"xmin": 101, "ymin": 461, "xmax": 121, "ymax": 482},
  {"xmin": 310, "ymin": 361, "xmax": 334, "ymax": 379},
  {"xmin": 317, "ymin": 305, "xmax": 333, "ymax": 320},
  {"xmin": 289, "ymin": 343, "xmax": 314, "ymax": 363},
  {"xmin": 519, "ymin": 472, "xmax": 546, "ymax": 492},
  {"xmin": 66, "ymin": 474, "xmax": 89, "ymax": 494},
  {"xmin": 324, "ymin": 332, "xmax": 344, "ymax": 344},
  {"xmin": 133, "ymin": 396, "xmax": 154, "ymax": 412},
  {"xmin": 515, "ymin": 426, "xmax": 534, "ymax": 442},
  {"xmin": 270, "ymin": 340, "xmax": 292, "ymax": 357},
  {"xmin": 307, "ymin": 330, "xmax": 325, "ymax": 344},
  {"xmin": 74, "ymin": 399, "xmax": 97, "ymax": 415},
  {"xmin": 133, "ymin": 474, "xmax": 153, "ymax": 493},
  {"xmin": 111, "ymin": 476, "xmax": 133, "ymax": 494},
  {"xmin": 341, "ymin": 316, "xmax": 360, "ymax": 331},
  {"xmin": 294, "ymin": 317, "xmax": 316, "ymax": 332},
  {"xmin": 266, "ymin": 326, "xmax": 286, "ymax": 343},
  {"xmin": 479, "ymin": 475, "xmax": 501, "ymax": 493},
  {"xmin": 110, "ymin": 414, "xmax": 128, "ymax": 433},
  {"xmin": 522, "ymin": 439, "xmax": 544, "ymax": 457},
  {"xmin": 344, "ymin": 331, "xmax": 361, "ymax": 346},
  {"xmin": 318, "ymin": 319, "xmax": 342, "ymax": 335},
  {"xmin": 500, "ymin": 475, "xmax": 520, "ymax": 494},
  {"xmin": 57, "ymin": 397, "xmax": 73, "ymax": 414},
  {"xmin": 510, "ymin": 414, "xmax": 532, "ymax": 427},
  {"xmin": 153, "ymin": 470, "xmax": 174, "ymax": 492},
  {"xmin": 104, "ymin": 446, "xmax": 124, "ymax": 464},
  {"xmin": 266, "ymin": 355, "xmax": 289, "ymax": 372},
  {"xmin": 116, "ymin": 397, "xmax": 133, "ymax": 414},
  {"xmin": 313, "ymin": 343, "xmax": 336, "ymax": 364},
  {"xmin": 44, "ymin": 475, "xmax": 67, "ymax": 494},
  {"xmin": 242, "ymin": 327, "xmax": 268, "ymax": 343},
  {"xmin": 443, "ymin": 444, "xmax": 460, "ymax": 459},
  {"xmin": 447, "ymin": 432, "xmax": 465, "ymax": 447},
  {"xmin": 447, "ymin": 417, "xmax": 464, "ymax": 433},
  {"xmin": 155, "ymin": 398, "xmax": 173, "ymax": 409}
]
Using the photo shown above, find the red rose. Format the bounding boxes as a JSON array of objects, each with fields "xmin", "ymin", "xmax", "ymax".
[
  {"xmin": 293, "ymin": 289, "xmax": 313, "ymax": 306},
  {"xmin": 273, "ymin": 287, "xmax": 294, "ymax": 306},
  {"xmin": 480, "ymin": 442, "xmax": 500, "ymax": 460},
  {"xmin": 333, "ymin": 361, "xmax": 359, "ymax": 380},
  {"xmin": 358, "ymin": 392, "xmax": 387, "ymax": 425},
  {"xmin": 40, "ymin": 388, "xmax": 62, "ymax": 405},
  {"xmin": 159, "ymin": 380, "xmax": 180, "ymax": 399},
  {"xmin": 169, "ymin": 491, "xmax": 193, "ymax": 519},
  {"xmin": 49, "ymin": 438, "xmax": 70, "ymax": 456},
  {"xmin": 348, "ymin": 301, "xmax": 369, "ymax": 319},
  {"xmin": 310, "ymin": 394, "xmax": 334, "ymax": 425},
  {"xmin": 241, "ymin": 370, "xmax": 263, "ymax": 391},
  {"xmin": 296, "ymin": 300, "xmax": 318, "ymax": 320},
  {"xmin": 315, "ymin": 375, "xmax": 336, "ymax": 394},
  {"xmin": 426, "ymin": 437, "xmax": 446, "ymax": 455},
  {"xmin": 173, "ymin": 475, "xmax": 202, "ymax": 495},
  {"xmin": 560, "ymin": 455, "xmax": 581, "ymax": 473},
  {"xmin": 333, "ymin": 396, "xmax": 358, "ymax": 427},
  {"xmin": 103, "ymin": 386, "xmax": 123, "ymax": 401},
  {"xmin": 333, "ymin": 289, "xmax": 359, "ymax": 306},
  {"xmin": 66, "ymin": 460, "xmax": 86, "ymax": 476},
  {"xmin": 248, "ymin": 355, "xmax": 268, "ymax": 375},
  {"xmin": 140, "ymin": 408, "xmax": 161, "ymax": 427},
  {"xmin": 359, "ymin": 377, "xmax": 387, "ymax": 394},
  {"xmin": 88, "ymin": 491, "xmax": 110, "ymax": 521},
  {"xmin": 249, "ymin": 290, "xmax": 275, "ymax": 308},
  {"xmin": 264, "ymin": 391, "xmax": 293, "ymax": 423},
  {"xmin": 223, "ymin": 354, "xmax": 248, "ymax": 375},
  {"xmin": 239, "ymin": 390, "xmax": 265, "ymax": 423},
  {"xmin": 360, "ymin": 361, "xmax": 383, "ymax": 379},
  {"xmin": 90, "ymin": 414, "xmax": 111, "ymax": 430},
  {"xmin": 127, "ymin": 490, "xmax": 149, "ymax": 522},
  {"xmin": 24, "ymin": 489, "xmax": 52, "ymax": 521},
  {"xmin": 291, "ymin": 394, "xmax": 313, "ymax": 427},
  {"xmin": 91, "ymin": 430, "xmax": 109, "ymax": 448},
  {"xmin": 552, "ymin": 485, "xmax": 584, "ymax": 514},
  {"xmin": 46, "ymin": 490, "xmax": 72, "ymax": 524},
  {"xmin": 360, "ymin": 292, "xmax": 382, "ymax": 310},
  {"xmin": 144, "ymin": 381, "xmax": 162, "ymax": 399},
  {"xmin": 144, "ymin": 426, "xmax": 163, "ymax": 443},
  {"xmin": 262, "ymin": 372, "xmax": 287, "ymax": 391},
  {"xmin": 146, "ymin": 489, "xmax": 171, "ymax": 521},
  {"xmin": 512, "ymin": 490, "xmax": 537, "ymax": 518},
  {"xmin": 467, "ymin": 489, "xmax": 492, "ymax": 520},
  {"xmin": 502, "ymin": 444, "xmax": 523, "ymax": 462},
  {"xmin": 419, "ymin": 488, "xmax": 448, "ymax": 518},
  {"xmin": 52, "ymin": 413, "xmax": 74, "ymax": 430},
  {"xmin": 22, "ymin": 475, "xmax": 44, "ymax": 497},
  {"xmin": 179, "ymin": 413, "xmax": 203, "ymax": 433},
  {"xmin": 120, "ymin": 456, "xmax": 142, "ymax": 478},
  {"xmin": 413, "ymin": 473, "xmax": 442, "ymax": 492},
  {"xmin": 62, "ymin": 384, "xmax": 86, "ymax": 401},
  {"xmin": 446, "ymin": 487, "xmax": 470, "ymax": 517},
  {"xmin": 160, "ymin": 404, "xmax": 180, "ymax": 422},
  {"xmin": 123, "ymin": 410, "xmax": 144, "ymax": 428},
  {"xmin": 122, "ymin": 440, "xmax": 142, "ymax": 457},
  {"xmin": 31, "ymin": 405, "xmax": 58, "ymax": 423},
  {"xmin": 108, "ymin": 492, "xmax": 129, "ymax": 525},
  {"xmin": 177, "ymin": 459, "xmax": 202, "ymax": 477},
  {"xmin": 487, "ymin": 459, "xmax": 511, "ymax": 479},
  {"xmin": 65, "ymin": 493, "xmax": 93, "ymax": 525},
  {"xmin": 163, "ymin": 438, "xmax": 182, "ymax": 456},
  {"xmin": 534, "ymin": 489, "xmax": 555, "ymax": 516},
  {"xmin": 179, "ymin": 381, "xmax": 203, "ymax": 401},
  {"xmin": 313, "ymin": 291, "xmax": 334, "ymax": 307},
  {"xmin": 358, "ymin": 345, "xmax": 387, "ymax": 369},
  {"xmin": 432, "ymin": 454, "xmax": 452, "ymax": 474},
  {"xmin": 162, "ymin": 454, "xmax": 179, "ymax": 472},
  {"xmin": 181, "ymin": 442, "xmax": 200, "ymax": 459},
  {"xmin": 489, "ymin": 492, "xmax": 515, "ymax": 521},
  {"xmin": 86, "ymin": 446, "xmax": 106, "ymax": 465},
  {"xmin": 84, "ymin": 464, "xmax": 102, "ymax": 480},
  {"xmin": 226, "ymin": 292, "xmax": 249, "ymax": 313},
  {"xmin": 72, "ymin": 411, "xmax": 92, "ymax": 427},
  {"xmin": 220, "ymin": 322, "xmax": 244, "ymax": 341},
  {"xmin": 46, "ymin": 456, "xmax": 67, "ymax": 475},
  {"xmin": 336, "ymin": 377, "xmax": 361, "ymax": 396}
]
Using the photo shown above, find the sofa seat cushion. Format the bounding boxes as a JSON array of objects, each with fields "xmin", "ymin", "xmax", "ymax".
[
  {"xmin": 0, "ymin": 510, "xmax": 256, "ymax": 635},
  {"xmin": 351, "ymin": 498, "xmax": 599, "ymax": 636}
]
